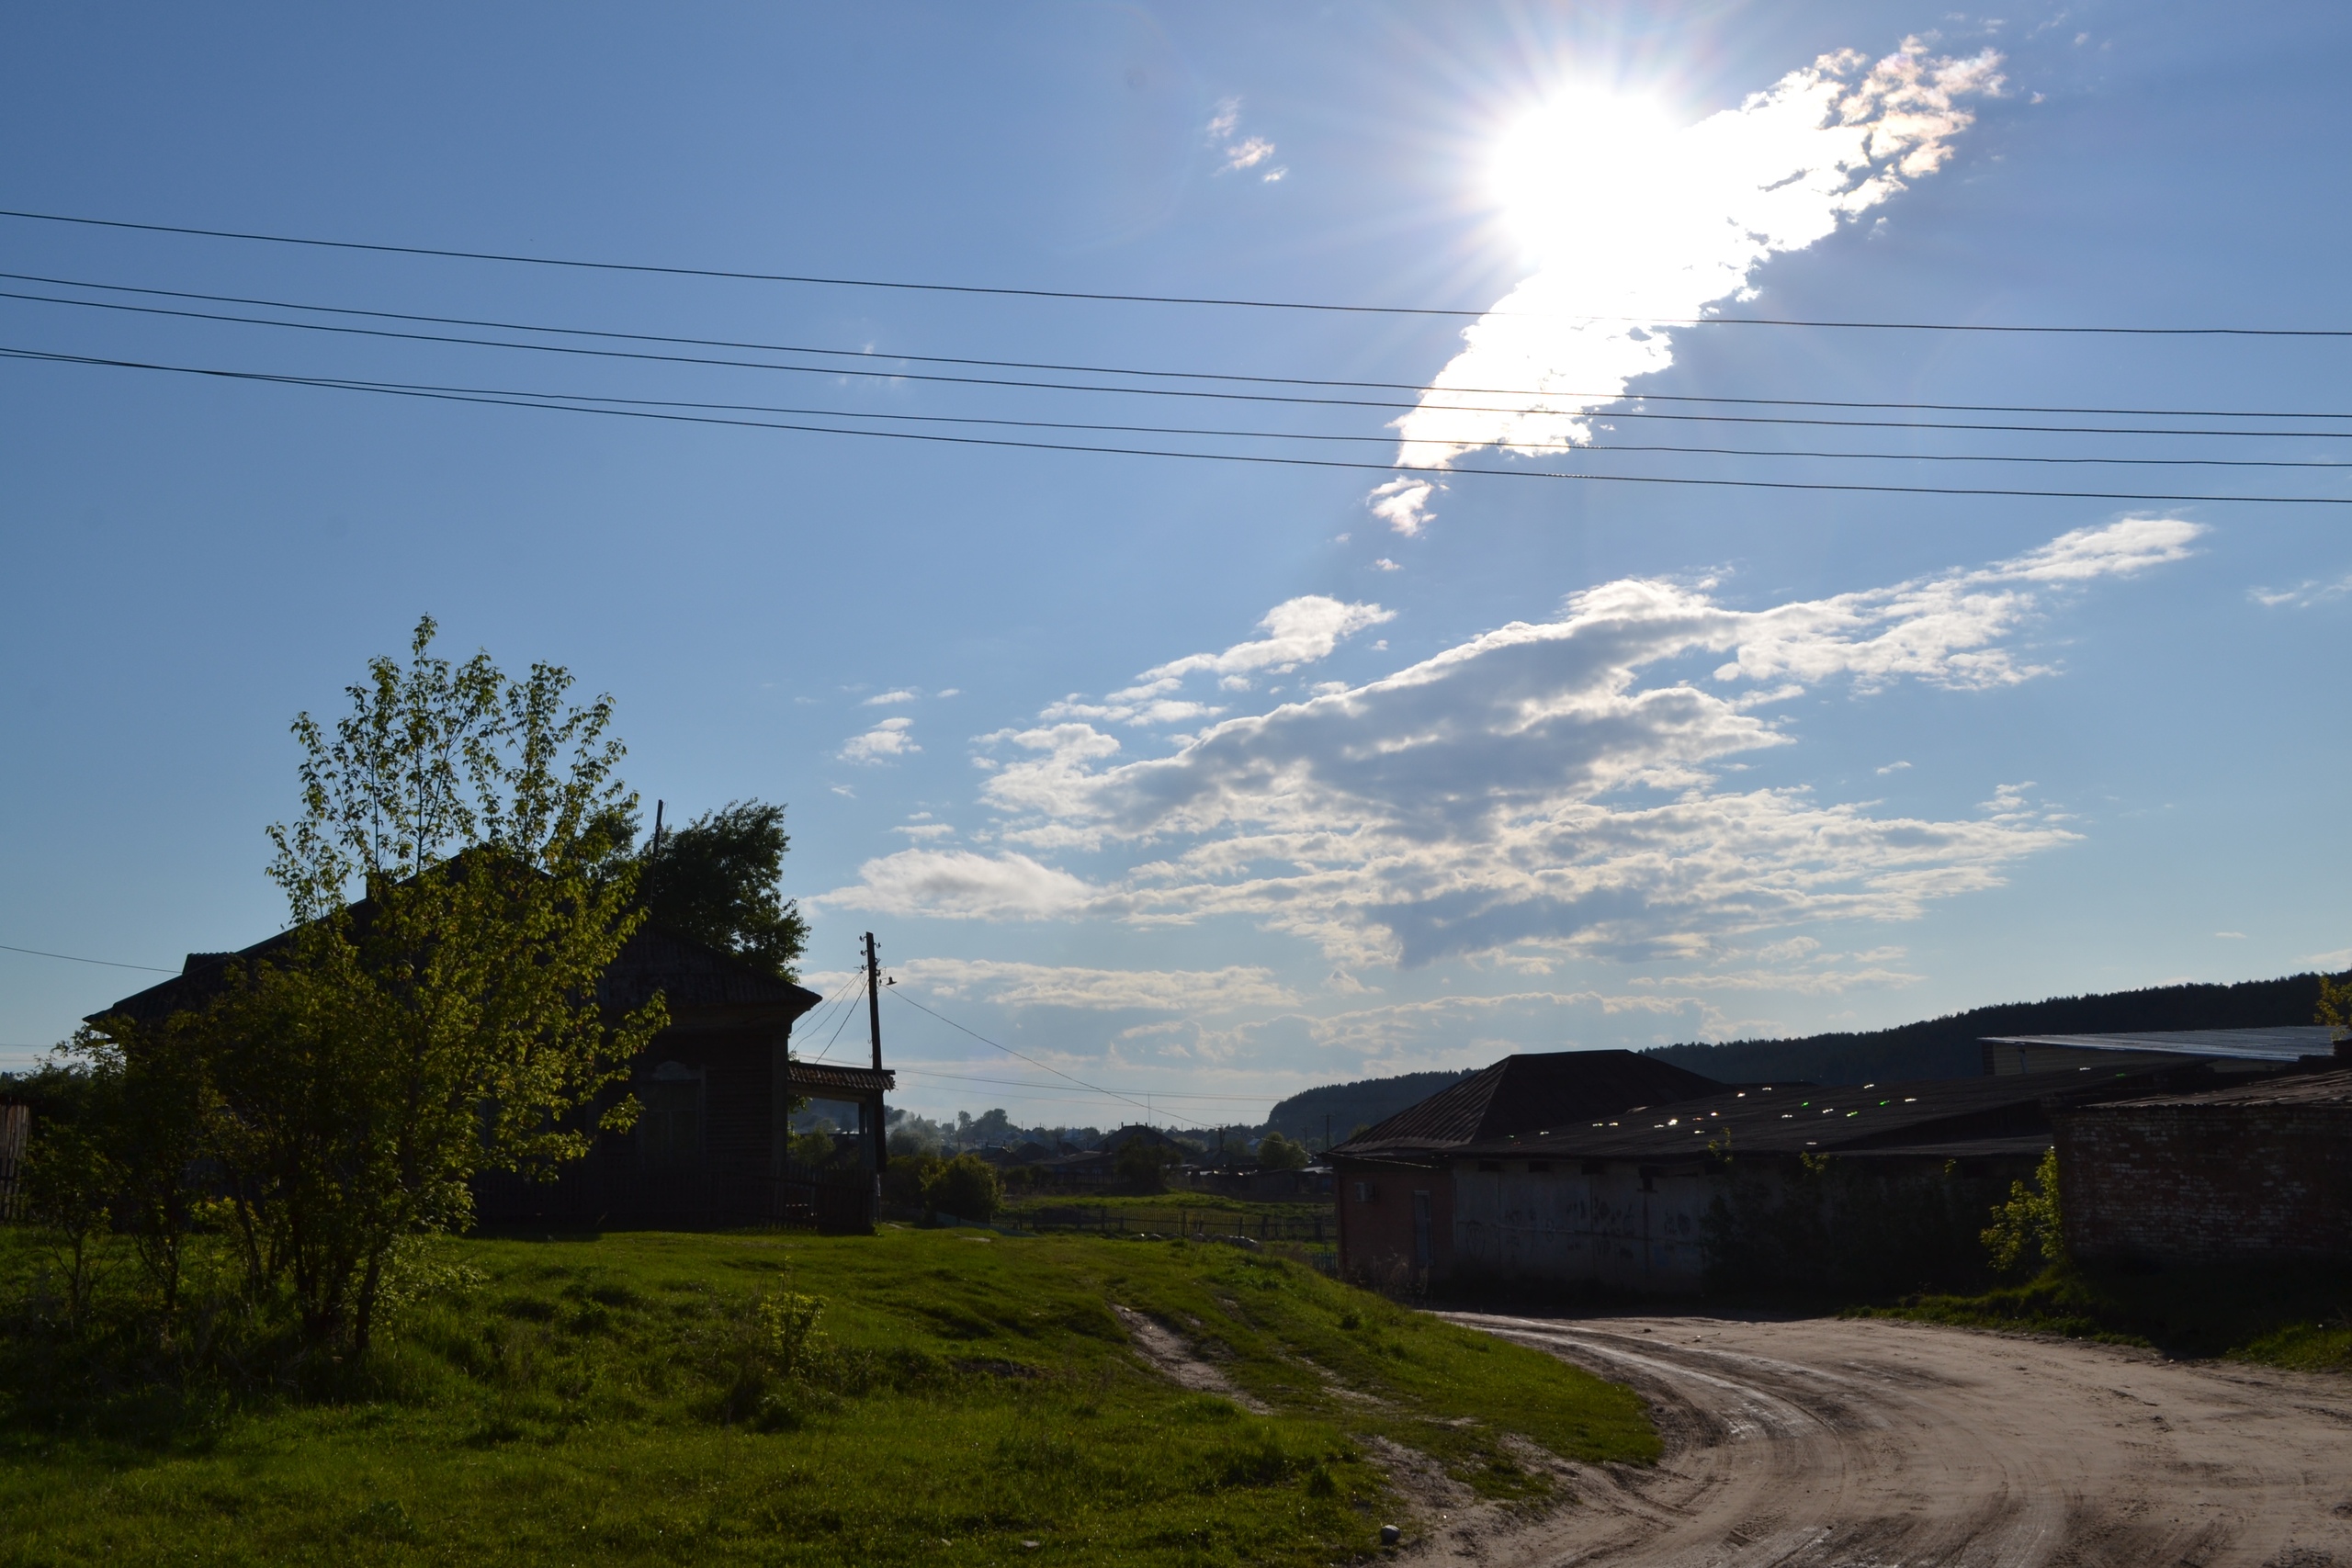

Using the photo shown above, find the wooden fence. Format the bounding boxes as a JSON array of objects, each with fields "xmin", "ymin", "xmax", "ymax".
[{"xmin": 0, "ymin": 1102, "xmax": 25, "ymax": 1223}]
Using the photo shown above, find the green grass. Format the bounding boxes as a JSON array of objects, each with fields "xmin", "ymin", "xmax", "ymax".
[
  {"xmin": 998, "ymin": 1191, "xmax": 1330, "ymax": 1220},
  {"xmin": 0, "ymin": 1225, "xmax": 1654, "ymax": 1565},
  {"xmin": 1860, "ymin": 1260, "xmax": 2352, "ymax": 1372}
]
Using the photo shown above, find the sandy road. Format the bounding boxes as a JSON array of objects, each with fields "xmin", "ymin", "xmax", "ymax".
[{"xmin": 1420, "ymin": 1311, "xmax": 2352, "ymax": 1568}]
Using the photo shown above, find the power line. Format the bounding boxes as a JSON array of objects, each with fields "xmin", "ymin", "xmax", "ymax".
[
  {"xmin": 0, "ymin": 941, "xmax": 176, "ymax": 973},
  {"xmin": 887, "ymin": 987, "xmax": 1209, "ymax": 1129},
  {"xmin": 890, "ymin": 1064, "xmax": 1279, "ymax": 1103},
  {"xmin": 10, "ymin": 266, "xmax": 2350, "ymax": 421},
  {"xmin": 6, "ymin": 206, "xmax": 2350, "ymax": 336},
  {"xmin": 9, "ymin": 344, "xmax": 2346, "ymax": 507},
  {"xmin": 12, "ymin": 286, "xmax": 2352, "ymax": 440},
  {"xmin": 9, "ymin": 341, "xmax": 2334, "ymax": 471}
]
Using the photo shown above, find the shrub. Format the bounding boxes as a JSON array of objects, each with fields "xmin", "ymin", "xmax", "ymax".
[
  {"xmin": 1114, "ymin": 1138, "xmax": 1178, "ymax": 1194},
  {"xmin": 1982, "ymin": 1147, "xmax": 2064, "ymax": 1275},
  {"xmin": 881, "ymin": 1152, "xmax": 941, "ymax": 1214},
  {"xmin": 922, "ymin": 1154, "xmax": 1002, "ymax": 1223}
]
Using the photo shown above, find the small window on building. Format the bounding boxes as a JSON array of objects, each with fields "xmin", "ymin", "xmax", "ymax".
[
  {"xmin": 638, "ymin": 1061, "xmax": 704, "ymax": 1162},
  {"xmin": 1477, "ymin": 1160, "xmax": 1502, "ymax": 1172},
  {"xmin": 1352, "ymin": 1181, "xmax": 1375, "ymax": 1203},
  {"xmin": 1526, "ymin": 1161, "xmax": 1552, "ymax": 1173}
]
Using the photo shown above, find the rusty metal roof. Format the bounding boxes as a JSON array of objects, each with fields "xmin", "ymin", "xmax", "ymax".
[{"xmin": 782, "ymin": 1061, "xmax": 895, "ymax": 1094}]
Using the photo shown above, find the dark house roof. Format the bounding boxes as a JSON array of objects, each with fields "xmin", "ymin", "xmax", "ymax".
[
  {"xmin": 1456, "ymin": 1055, "xmax": 2290, "ymax": 1164},
  {"xmin": 1982, "ymin": 1027, "xmax": 2340, "ymax": 1064},
  {"xmin": 1336, "ymin": 1050, "xmax": 1729, "ymax": 1158},
  {"xmin": 781, "ymin": 1061, "xmax": 895, "ymax": 1096},
  {"xmin": 97, "ymin": 917, "xmax": 820, "ymax": 1036},
  {"xmin": 2063, "ymin": 1066, "xmax": 2352, "ymax": 1113}
]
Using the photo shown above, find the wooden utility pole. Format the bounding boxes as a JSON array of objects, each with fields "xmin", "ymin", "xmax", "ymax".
[{"xmin": 864, "ymin": 931, "xmax": 883, "ymax": 1073}]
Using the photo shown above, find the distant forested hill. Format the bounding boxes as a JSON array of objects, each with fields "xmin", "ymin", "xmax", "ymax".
[
  {"xmin": 1265, "ymin": 1069, "xmax": 1474, "ymax": 1145},
  {"xmin": 1644, "ymin": 972, "xmax": 2335, "ymax": 1086}
]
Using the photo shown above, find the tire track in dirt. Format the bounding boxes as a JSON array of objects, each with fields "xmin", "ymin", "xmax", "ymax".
[{"xmin": 1422, "ymin": 1312, "xmax": 2352, "ymax": 1567}]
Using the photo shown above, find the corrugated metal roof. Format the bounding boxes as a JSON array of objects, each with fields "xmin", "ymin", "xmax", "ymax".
[
  {"xmin": 1457, "ymin": 1056, "xmax": 2233, "ymax": 1161},
  {"xmin": 2068, "ymin": 1066, "xmax": 2352, "ymax": 1111},
  {"xmin": 782, "ymin": 1062, "xmax": 894, "ymax": 1094},
  {"xmin": 1338, "ymin": 1050, "xmax": 1726, "ymax": 1155},
  {"xmin": 1981, "ymin": 1027, "xmax": 2338, "ymax": 1062}
]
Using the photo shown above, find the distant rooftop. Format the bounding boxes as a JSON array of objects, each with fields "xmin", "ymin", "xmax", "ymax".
[{"xmin": 1981, "ymin": 1027, "xmax": 2339, "ymax": 1064}]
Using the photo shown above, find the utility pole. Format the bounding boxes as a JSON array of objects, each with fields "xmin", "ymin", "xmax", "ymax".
[
  {"xmin": 864, "ymin": 931, "xmax": 888, "ymax": 1191},
  {"xmin": 864, "ymin": 931, "xmax": 883, "ymax": 1073},
  {"xmin": 649, "ymin": 799, "xmax": 666, "ymax": 864}
]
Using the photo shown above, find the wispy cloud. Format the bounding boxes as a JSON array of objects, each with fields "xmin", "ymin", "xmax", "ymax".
[
  {"xmin": 1377, "ymin": 39, "xmax": 2003, "ymax": 531},
  {"xmin": 1040, "ymin": 595, "xmax": 1392, "ymax": 725},
  {"xmin": 2250, "ymin": 573, "xmax": 2352, "ymax": 609},
  {"xmin": 863, "ymin": 688, "xmax": 921, "ymax": 706},
  {"xmin": 1207, "ymin": 97, "xmax": 1286, "ymax": 181},
  {"xmin": 830, "ymin": 520, "xmax": 2193, "ymax": 966},
  {"xmin": 894, "ymin": 958, "xmax": 1298, "ymax": 1012}
]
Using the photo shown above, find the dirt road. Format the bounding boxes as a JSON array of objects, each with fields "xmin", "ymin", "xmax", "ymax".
[{"xmin": 1420, "ymin": 1311, "xmax": 2352, "ymax": 1567}]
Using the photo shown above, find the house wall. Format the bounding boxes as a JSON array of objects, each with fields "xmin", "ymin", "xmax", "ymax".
[
  {"xmin": 2058, "ymin": 1103, "xmax": 2352, "ymax": 1263},
  {"xmin": 1335, "ymin": 1160, "xmax": 1453, "ymax": 1283},
  {"xmin": 1449, "ymin": 1159, "xmax": 1709, "ymax": 1292}
]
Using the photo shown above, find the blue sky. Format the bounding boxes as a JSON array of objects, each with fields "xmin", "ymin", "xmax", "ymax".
[{"xmin": 4, "ymin": 2, "xmax": 2348, "ymax": 1130}]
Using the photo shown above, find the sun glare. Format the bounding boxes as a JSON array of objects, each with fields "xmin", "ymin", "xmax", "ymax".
[{"xmin": 1492, "ymin": 88, "xmax": 1679, "ymax": 263}]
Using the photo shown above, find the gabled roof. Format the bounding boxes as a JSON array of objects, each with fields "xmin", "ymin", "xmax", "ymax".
[
  {"xmin": 1336, "ymin": 1050, "xmax": 1727, "ymax": 1157},
  {"xmin": 98, "ymin": 917, "xmax": 820, "ymax": 1033}
]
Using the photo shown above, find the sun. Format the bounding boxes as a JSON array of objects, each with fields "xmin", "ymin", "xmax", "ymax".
[{"xmin": 1491, "ymin": 87, "xmax": 1680, "ymax": 264}]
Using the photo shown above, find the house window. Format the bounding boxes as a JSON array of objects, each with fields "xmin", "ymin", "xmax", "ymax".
[
  {"xmin": 638, "ymin": 1062, "xmax": 704, "ymax": 1161},
  {"xmin": 1351, "ymin": 1180, "xmax": 1375, "ymax": 1203}
]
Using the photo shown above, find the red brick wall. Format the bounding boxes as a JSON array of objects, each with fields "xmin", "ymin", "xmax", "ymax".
[
  {"xmin": 1335, "ymin": 1159, "xmax": 1453, "ymax": 1282},
  {"xmin": 2057, "ymin": 1104, "xmax": 2352, "ymax": 1262}
]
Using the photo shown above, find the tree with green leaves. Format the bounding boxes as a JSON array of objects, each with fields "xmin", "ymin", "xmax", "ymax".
[
  {"xmin": 639, "ymin": 800, "xmax": 808, "ymax": 981},
  {"xmin": 1255, "ymin": 1132, "xmax": 1310, "ymax": 1171},
  {"xmin": 131, "ymin": 615, "xmax": 668, "ymax": 1358}
]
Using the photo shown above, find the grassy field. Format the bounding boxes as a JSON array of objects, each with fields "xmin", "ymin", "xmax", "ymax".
[
  {"xmin": 0, "ymin": 1225, "xmax": 1655, "ymax": 1566},
  {"xmin": 1860, "ymin": 1261, "xmax": 2352, "ymax": 1372}
]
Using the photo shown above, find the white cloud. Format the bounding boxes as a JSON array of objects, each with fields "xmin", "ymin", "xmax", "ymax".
[
  {"xmin": 893, "ymin": 822, "xmax": 956, "ymax": 840},
  {"xmin": 1041, "ymin": 596, "xmax": 1394, "ymax": 726},
  {"xmin": 822, "ymin": 848, "xmax": 1093, "ymax": 920},
  {"xmin": 893, "ymin": 958, "xmax": 1297, "ymax": 1012},
  {"xmin": 1379, "ymin": 39, "xmax": 2002, "ymax": 529},
  {"xmin": 1366, "ymin": 477, "xmax": 1438, "ymax": 536},
  {"xmin": 835, "ymin": 522, "xmax": 2188, "ymax": 968},
  {"xmin": 2214, "ymin": 931, "xmax": 2246, "ymax": 940},
  {"xmin": 2251, "ymin": 573, "xmax": 2352, "ymax": 609},
  {"xmin": 1207, "ymin": 98, "xmax": 1285, "ymax": 181},
  {"xmin": 1876, "ymin": 760, "xmax": 1912, "ymax": 774},
  {"xmin": 1373, "ymin": 558, "xmax": 1401, "ymax": 573},
  {"xmin": 864, "ymin": 689, "xmax": 920, "ymax": 706},
  {"xmin": 839, "ymin": 716, "xmax": 920, "ymax": 763}
]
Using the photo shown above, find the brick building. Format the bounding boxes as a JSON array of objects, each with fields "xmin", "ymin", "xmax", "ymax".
[
  {"xmin": 1331, "ymin": 1051, "xmax": 1726, "ymax": 1289},
  {"xmin": 2056, "ymin": 1066, "xmax": 2352, "ymax": 1264},
  {"xmin": 1335, "ymin": 1049, "xmax": 2267, "ymax": 1293}
]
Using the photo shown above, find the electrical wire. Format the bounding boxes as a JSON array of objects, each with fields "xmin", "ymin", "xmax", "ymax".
[
  {"xmin": 810, "ymin": 971, "xmax": 867, "ymax": 1064},
  {"xmin": 887, "ymin": 987, "xmax": 1210, "ymax": 1129},
  {"xmin": 6, "ymin": 340, "xmax": 2333, "ymax": 469},
  {"xmin": 7, "ymin": 344, "xmax": 2344, "ymax": 507},
  {"xmin": 11, "ymin": 286, "xmax": 2352, "ymax": 440},
  {"xmin": 891, "ymin": 1064, "xmax": 1280, "ymax": 1102},
  {"xmin": 0, "ymin": 941, "xmax": 176, "ymax": 973},
  {"xmin": 9, "ymin": 266, "xmax": 2349, "ymax": 421},
  {"xmin": 6, "ymin": 206, "xmax": 2351, "ymax": 336}
]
